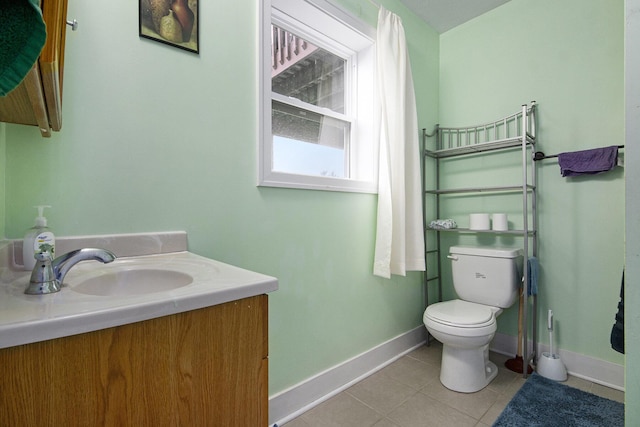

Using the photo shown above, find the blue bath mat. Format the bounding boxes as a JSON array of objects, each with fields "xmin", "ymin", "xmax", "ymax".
[{"xmin": 493, "ymin": 373, "xmax": 624, "ymax": 426}]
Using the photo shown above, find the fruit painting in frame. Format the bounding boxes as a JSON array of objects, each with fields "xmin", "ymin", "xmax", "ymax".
[{"xmin": 140, "ymin": 0, "xmax": 199, "ymax": 53}]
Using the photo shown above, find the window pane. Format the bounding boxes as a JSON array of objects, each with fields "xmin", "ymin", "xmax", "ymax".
[
  {"xmin": 272, "ymin": 100, "xmax": 349, "ymax": 177},
  {"xmin": 272, "ymin": 100, "xmax": 349, "ymax": 147},
  {"xmin": 271, "ymin": 25, "xmax": 346, "ymax": 114},
  {"xmin": 273, "ymin": 136, "xmax": 346, "ymax": 178}
]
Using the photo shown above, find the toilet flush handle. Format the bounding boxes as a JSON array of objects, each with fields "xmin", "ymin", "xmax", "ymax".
[{"xmin": 447, "ymin": 255, "xmax": 458, "ymax": 261}]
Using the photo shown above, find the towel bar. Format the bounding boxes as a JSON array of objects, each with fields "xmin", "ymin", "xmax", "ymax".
[{"xmin": 533, "ymin": 145, "xmax": 624, "ymax": 161}]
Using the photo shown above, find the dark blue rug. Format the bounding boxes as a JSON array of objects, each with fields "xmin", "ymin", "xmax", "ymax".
[{"xmin": 493, "ymin": 373, "xmax": 624, "ymax": 426}]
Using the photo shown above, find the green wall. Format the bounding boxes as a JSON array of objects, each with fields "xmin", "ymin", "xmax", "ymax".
[
  {"xmin": 3, "ymin": 0, "xmax": 438, "ymax": 395},
  {"xmin": 439, "ymin": 0, "xmax": 624, "ymax": 365}
]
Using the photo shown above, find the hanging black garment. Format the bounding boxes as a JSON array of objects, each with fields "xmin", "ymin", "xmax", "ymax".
[{"xmin": 610, "ymin": 271, "xmax": 624, "ymax": 354}]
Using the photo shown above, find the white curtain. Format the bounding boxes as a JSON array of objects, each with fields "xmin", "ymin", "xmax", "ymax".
[{"xmin": 373, "ymin": 7, "xmax": 425, "ymax": 278}]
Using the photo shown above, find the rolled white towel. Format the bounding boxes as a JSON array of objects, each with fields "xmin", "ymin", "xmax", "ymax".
[{"xmin": 429, "ymin": 219, "xmax": 457, "ymax": 230}]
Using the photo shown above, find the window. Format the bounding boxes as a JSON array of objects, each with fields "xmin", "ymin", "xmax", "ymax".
[{"xmin": 259, "ymin": 0, "xmax": 377, "ymax": 193}]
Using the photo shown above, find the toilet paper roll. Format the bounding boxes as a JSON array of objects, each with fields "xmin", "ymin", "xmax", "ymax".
[
  {"xmin": 492, "ymin": 213, "xmax": 508, "ymax": 231},
  {"xmin": 469, "ymin": 213, "xmax": 490, "ymax": 230}
]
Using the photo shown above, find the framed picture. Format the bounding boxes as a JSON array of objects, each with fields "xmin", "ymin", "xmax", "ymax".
[{"xmin": 139, "ymin": 0, "xmax": 199, "ymax": 53}]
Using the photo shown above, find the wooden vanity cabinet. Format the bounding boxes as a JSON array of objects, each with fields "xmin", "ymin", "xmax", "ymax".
[
  {"xmin": 0, "ymin": 294, "xmax": 269, "ymax": 426},
  {"xmin": 0, "ymin": 0, "xmax": 69, "ymax": 137}
]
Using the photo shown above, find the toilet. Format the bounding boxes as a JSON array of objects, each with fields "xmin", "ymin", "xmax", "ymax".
[{"xmin": 423, "ymin": 246, "xmax": 523, "ymax": 393}]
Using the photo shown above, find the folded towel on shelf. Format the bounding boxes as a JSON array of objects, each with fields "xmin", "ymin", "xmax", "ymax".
[
  {"xmin": 557, "ymin": 146, "xmax": 619, "ymax": 177},
  {"xmin": 0, "ymin": 0, "xmax": 47, "ymax": 96},
  {"xmin": 526, "ymin": 256, "xmax": 538, "ymax": 296},
  {"xmin": 428, "ymin": 219, "xmax": 457, "ymax": 230}
]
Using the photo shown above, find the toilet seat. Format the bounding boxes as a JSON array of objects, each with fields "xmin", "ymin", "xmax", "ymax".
[
  {"xmin": 425, "ymin": 300, "xmax": 495, "ymax": 328},
  {"xmin": 424, "ymin": 300, "xmax": 498, "ymax": 338}
]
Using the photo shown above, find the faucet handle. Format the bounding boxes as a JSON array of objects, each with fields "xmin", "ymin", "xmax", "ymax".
[{"xmin": 25, "ymin": 250, "xmax": 59, "ymax": 295}]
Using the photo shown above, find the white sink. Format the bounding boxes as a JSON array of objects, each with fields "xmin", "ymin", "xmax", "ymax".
[{"xmin": 71, "ymin": 268, "xmax": 194, "ymax": 296}]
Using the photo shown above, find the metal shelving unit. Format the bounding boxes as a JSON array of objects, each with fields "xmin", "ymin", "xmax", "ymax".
[{"xmin": 422, "ymin": 102, "xmax": 538, "ymax": 378}]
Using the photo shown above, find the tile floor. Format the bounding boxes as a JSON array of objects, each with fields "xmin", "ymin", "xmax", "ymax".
[{"xmin": 282, "ymin": 341, "xmax": 624, "ymax": 427}]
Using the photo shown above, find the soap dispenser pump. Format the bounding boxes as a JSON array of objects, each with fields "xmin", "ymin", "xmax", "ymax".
[{"xmin": 23, "ymin": 205, "xmax": 55, "ymax": 271}]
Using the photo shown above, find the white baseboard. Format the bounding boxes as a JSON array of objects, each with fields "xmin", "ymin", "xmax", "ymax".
[
  {"xmin": 490, "ymin": 332, "xmax": 624, "ymax": 391},
  {"xmin": 268, "ymin": 326, "xmax": 428, "ymax": 426}
]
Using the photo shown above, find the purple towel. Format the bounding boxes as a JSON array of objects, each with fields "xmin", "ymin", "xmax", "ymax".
[{"xmin": 557, "ymin": 146, "xmax": 619, "ymax": 177}]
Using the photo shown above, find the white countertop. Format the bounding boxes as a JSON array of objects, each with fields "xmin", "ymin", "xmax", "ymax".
[{"xmin": 0, "ymin": 234, "xmax": 278, "ymax": 349}]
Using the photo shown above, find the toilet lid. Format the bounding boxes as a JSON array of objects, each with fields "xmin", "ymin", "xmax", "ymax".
[{"xmin": 426, "ymin": 300, "xmax": 494, "ymax": 327}]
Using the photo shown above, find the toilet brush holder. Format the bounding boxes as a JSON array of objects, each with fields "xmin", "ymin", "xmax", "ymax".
[{"xmin": 537, "ymin": 352, "xmax": 567, "ymax": 381}]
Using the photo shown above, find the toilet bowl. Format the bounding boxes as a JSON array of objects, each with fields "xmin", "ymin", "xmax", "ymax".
[
  {"xmin": 422, "ymin": 245, "xmax": 522, "ymax": 393},
  {"xmin": 424, "ymin": 299, "xmax": 502, "ymax": 393}
]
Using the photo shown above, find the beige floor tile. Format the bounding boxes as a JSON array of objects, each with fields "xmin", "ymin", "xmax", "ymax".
[
  {"xmin": 379, "ymin": 356, "xmax": 440, "ymax": 390},
  {"xmin": 486, "ymin": 366, "xmax": 519, "ymax": 394},
  {"xmin": 498, "ymin": 381, "xmax": 524, "ymax": 402},
  {"xmin": 488, "ymin": 351, "xmax": 510, "ymax": 364},
  {"xmin": 478, "ymin": 392, "xmax": 511, "ymax": 425},
  {"xmin": 378, "ymin": 355, "xmax": 439, "ymax": 390},
  {"xmin": 480, "ymin": 371, "xmax": 527, "ymax": 425},
  {"xmin": 347, "ymin": 370, "xmax": 418, "ymax": 415},
  {"xmin": 502, "ymin": 374, "xmax": 528, "ymax": 396},
  {"xmin": 589, "ymin": 382, "xmax": 625, "ymax": 403},
  {"xmin": 300, "ymin": 392, "xmax": 383, "ymax": 426},
  {"xmin": 405, "ymin": 342, "xmax": 443, "ymax": 366},
  {"xmin": 564, "ymin": 374, "xmax": 593, "ymax": 392},
  {"xmin": 419, "ymin": 379, "xmax": 499, "ymax": 420},
  {"xmin": 386, "ymin": 393, "xmax": 477, "ymax": 427},
  {"xmin": 282, "ymin": 416, "xmax": 311, "ymax": 426},
  {"xmin": 372, "ymin": 418, "xmax": 401, "ymax": 427}
]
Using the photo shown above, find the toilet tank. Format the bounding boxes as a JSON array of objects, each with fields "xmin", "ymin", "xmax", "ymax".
[{"xmin": 449, "ymin": 246, "xmax": 523, "ymax": 308}]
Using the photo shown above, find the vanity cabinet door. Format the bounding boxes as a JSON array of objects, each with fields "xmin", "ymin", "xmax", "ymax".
[{"xmin": 0, "ymin": 294, "xmax": 269, "ymax": 426}]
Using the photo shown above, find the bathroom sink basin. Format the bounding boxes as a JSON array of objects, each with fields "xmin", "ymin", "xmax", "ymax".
[{"xmin": 71, "ymin": 268, "xmax": 193, "ymax": 296}]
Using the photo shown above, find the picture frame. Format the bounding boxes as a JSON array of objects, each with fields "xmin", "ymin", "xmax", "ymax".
[{"xmin": 139, "ymin": 0, "xmax": 199, "ymax": 53}]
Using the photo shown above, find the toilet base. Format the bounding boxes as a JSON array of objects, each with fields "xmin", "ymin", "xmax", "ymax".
[{"xmin": 439, "ymin": 343, "xmax": 497, "ymax": 393}]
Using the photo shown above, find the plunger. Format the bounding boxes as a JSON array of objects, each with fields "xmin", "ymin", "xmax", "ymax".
[{"xmin": 505, "ymin": 290, "xmax": 533, "ymax": 374}]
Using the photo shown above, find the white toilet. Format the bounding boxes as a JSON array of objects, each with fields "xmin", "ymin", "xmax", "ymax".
[{"xmin": 423, "ymin": 246, "xmax": 523, "ymax": 393}]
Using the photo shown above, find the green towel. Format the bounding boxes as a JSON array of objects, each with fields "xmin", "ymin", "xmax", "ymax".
[{"xmin": 0, "ymin": 0, "xmax": 47, "ymax": 96}]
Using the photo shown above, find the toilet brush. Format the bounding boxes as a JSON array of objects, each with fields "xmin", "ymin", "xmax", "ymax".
[
  {"xmin": 548, "ymin": 310, "xmax": 555, "ymax": 356},
  {"xmin": 537, "ymin": 309, "xmax": 567, "ymax": 381}
]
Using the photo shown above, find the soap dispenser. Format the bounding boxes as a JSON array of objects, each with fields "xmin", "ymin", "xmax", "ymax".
[{"xmin": 23, "ymin": 205, "xmax": 55, "ymax": 271}]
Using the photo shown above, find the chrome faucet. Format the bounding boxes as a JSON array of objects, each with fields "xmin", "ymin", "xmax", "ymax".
[{"xmin": 24, "ymin": 248, "xmax": 117, "ymax": 295}]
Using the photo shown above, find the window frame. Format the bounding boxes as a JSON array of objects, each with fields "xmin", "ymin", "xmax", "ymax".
[{"xmin": 258, "ymin": 0, "xmax": 378, "ymax": 193}]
